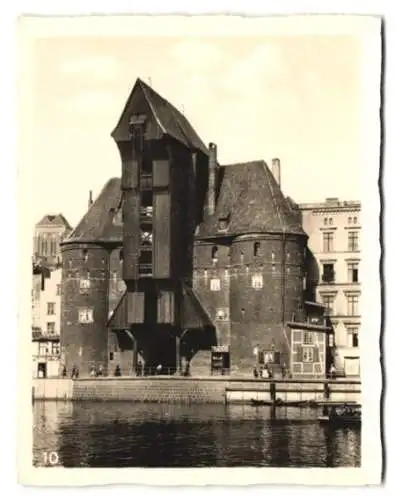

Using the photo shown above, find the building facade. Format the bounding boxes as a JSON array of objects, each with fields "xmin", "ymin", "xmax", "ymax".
[
  {"xmin": 33, "ymin": 214, "xmax": 72, "ymax": 269},
  {"xmin": 299, "ymin": 199, "xmax": 361, "ymax": 377},
  {"xmin": 60, "ymin": 78, "xmax": 332, "ymax": 378},
  {"xmin": 32, "ymin": 265, "xmax": 62, "ymax": 378}
]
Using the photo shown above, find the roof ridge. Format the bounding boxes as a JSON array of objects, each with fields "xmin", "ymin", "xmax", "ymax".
[
  {"xmin": 261, "ymin": 160, "xmax": 285, "ymax": 231},
  {"xmin": 138, "ymin": 80, "xmax": 166, "ymax": 135}
]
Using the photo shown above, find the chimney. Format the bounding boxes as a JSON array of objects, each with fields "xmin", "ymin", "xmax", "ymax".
[
  {"xmin": 208, "ymin": 143, "xmax": 217, "ymax": 216},
  {"xmin": 88, "ymin": 190, "xmax": 93, "ymax": 208},
  {"xmin": 272, "ymin": 158, "xmax": 281, "ymax": 187}
]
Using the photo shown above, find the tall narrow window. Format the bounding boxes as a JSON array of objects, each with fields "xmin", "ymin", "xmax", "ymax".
[
  {"xmin": 321, "ymin": 295, "xmax": 334, "ymax": 316},
  {"xmin": 47, "ymin": 302, "xmax": 55, "ymax": 315},
  {"xmin": 322, "ymin": 232, "xmax": 334, "ymax": 252},
  {"xmin": 347, "ymin": 295, "xmax": 359, "ymax": 316},
  {"xmin": 212, "ymin": 246, "xmax": 218, "ymax": 264},
  {"xmin": 347, "ymin": 262, "xmax": 359, "ymax": 283},
  {"xmin": 347, "ymin": 327, "xmax": 359, "ymax": 347},
  {"xmin": 253, "ymin": 242, "xmax": 260, "ymax": 257},
  {"xmin": 46, "ymin": 322, "xmax": 56, "ymax": 335},
  {"xmin": 322, "ymin": 263, "xmax": 335, "ymax": 283},
  {"xmin": 41, "ymin": 237, "xmax": 48, "ymax": 256},
  {"xmin": 348, "ymin": 232, "xmax": 359, "ymax": 251}
]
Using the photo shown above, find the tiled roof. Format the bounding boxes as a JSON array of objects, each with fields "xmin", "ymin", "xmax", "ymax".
[
  {"xmin": 198, "ymin": 161, "xmax": 306, "ymax": 238},
  {"xmin": 36, "ymin": 213, "xmax": 72, "ymax": 229},
  {"xmin": 63, "ymin": 178, "xmax": 123, "ymax": 245},
  {"xmin": 112, "ymin": 78, "xmax": 208, "ymax": 156}
]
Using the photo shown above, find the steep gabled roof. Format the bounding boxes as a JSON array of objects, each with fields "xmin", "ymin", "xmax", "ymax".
[
  {"xmin": 36, "ymin": 213, "xmax": 72, "ymax": 229},
  {"xmin": 111, "ymin": 78, "xmax": 208, "ymax": 155},
  {"xmin": 63, "ymin": 178, "xmax": 123, "ymax": 245},
  {"xmin": 198, "ymin": 161, "xmax": 306, "ymax": 238}
]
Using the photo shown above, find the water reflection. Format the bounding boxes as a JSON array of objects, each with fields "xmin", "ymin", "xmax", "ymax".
[{"xmin": 33, "ymin": 402, "xmax": 361, "ymax": 468}]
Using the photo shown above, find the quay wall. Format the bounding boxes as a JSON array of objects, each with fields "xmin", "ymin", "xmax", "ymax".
[{"xmin": 32, "ymin": 377, "xmax": 361, "ymax": 404}]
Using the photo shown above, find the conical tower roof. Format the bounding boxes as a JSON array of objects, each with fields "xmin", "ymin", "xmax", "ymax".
[
  {"xmin": 111, "ymin": 78, "xmax": 208, "ymax": 155},
  {"xmin": 198, "ymin": 160, "xmax": 305, "ymax": 238},
  {"xmin": 63, "ymin": 178, "xmax": 123, "ymax": 245}
]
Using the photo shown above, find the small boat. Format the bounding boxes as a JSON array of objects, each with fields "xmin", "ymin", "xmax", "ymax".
[
  {"xmin": 319, "ymin": 405, "xmax": 361, "ymax": 427},
  {"xmin": 250, "ymin": 399, "xmax": 272, "ymax": 407}
]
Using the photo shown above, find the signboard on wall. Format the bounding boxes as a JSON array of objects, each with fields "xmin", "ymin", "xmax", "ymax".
[{"xmin": 211, "ymin": 346, "xmax": 230, "ymax": 375}]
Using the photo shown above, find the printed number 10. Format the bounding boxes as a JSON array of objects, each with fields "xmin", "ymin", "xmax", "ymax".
[{"xmin": 43, "ymin": 451, "xmax": 59, "ymax": 466}]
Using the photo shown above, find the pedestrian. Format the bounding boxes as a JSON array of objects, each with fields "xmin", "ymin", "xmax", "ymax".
[
  {"xmin": 253, "ymin": 367, "xmax": 259, "ymax": 378},
  {"xmin": 329, "ymin": 364, "xmax": 336, "ymax": 379},
  {"xmin": 90, "ymin": 365, "xmax": 96, "ymax": 377},
  {"xmin": 156, "ymin": 364, "xmax": 162, "ymax": 375},
  {"xmin": 62, "ymin": 365, "xmax": 67, "ymax": 378},
  {"xmin": 97, "ymin": 364, "xmax": 103, "ymax": 376},
  {"xmin": 136, "ymin": 360, "xmax": 142, "ymax": 376},
  {"xmin": 281, "ymin": 362, "xmax": 287, "ymax": 379},
  {"xmin": 114, "ymin": 364, "xmax": 121, "ymax": 376}
]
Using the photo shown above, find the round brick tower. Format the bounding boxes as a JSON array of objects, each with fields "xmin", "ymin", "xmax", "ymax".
[
  {"xmin": 61, "ymin": 242, "xmax": 110, "ymax": 377},
  {"xmin": 195, "ymin": 159, "xmax": 307, "ymax": 375},
  {"xmin": 60, "ymin": 178, "xmax": 123, "ymax": 377},
  {"xmin": 229, "ymin": 232, "xmax": 306, "ymax": 373}
]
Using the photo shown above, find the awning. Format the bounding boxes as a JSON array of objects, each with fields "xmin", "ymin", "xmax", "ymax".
[{"xmin": 108, "ymin": 286, "xmax": 216, "ymax": 331}]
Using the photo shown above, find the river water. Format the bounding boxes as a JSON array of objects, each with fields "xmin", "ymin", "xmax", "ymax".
[{"xmin": 33, "ymin": 401, "xmax": 361, "ymax": 468}]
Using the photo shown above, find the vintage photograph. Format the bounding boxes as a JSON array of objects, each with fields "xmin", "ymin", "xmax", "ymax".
[{"xmin": 18, "ymin": 15, "xmax": 382, "ymax": 485}]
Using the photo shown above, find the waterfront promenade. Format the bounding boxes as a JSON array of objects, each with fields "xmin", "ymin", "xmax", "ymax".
[{"xmin": 32, "ymin": 376, "xmax": 361, "ymax": 405}]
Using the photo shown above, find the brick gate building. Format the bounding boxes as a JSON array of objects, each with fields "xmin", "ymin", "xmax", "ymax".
[{"xmin": 60, "ymin": 78, "xmax": 332, "ymax": 378}]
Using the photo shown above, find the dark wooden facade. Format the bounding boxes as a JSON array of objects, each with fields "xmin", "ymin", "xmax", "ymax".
[{"xmin": 60, "ymin": 78, "xmax": 331, "ymax": 378}]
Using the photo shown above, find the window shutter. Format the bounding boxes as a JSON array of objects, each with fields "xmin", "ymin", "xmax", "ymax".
[
  {"xmin": 313, "ymin": 346, "xmax": 320, "ymax": 363},
  {"xmin": 153, "ymin": 160, "xmax": 170, "ymax": 187}
]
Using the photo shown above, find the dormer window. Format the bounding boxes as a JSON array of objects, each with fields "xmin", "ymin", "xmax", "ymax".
[
  {"xmin": 218, "ymin": 218, "xmax": 228, "ymax": 232},
  {"xmin": 128, "ymin": 114, "xmax": 146, "ymax": 127}
]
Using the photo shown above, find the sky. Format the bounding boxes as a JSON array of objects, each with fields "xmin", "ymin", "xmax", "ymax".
[{"xmin": 25, "ymin": 32, "xmax": 365, "ymax": 230}]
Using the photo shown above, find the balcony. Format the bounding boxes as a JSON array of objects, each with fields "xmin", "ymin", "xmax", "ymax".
[{"xmin": 321, "ymin": 273, "xmax": 335, "ymax": 284}]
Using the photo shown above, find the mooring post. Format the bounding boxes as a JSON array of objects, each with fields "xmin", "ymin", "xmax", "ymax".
[
  {"xmin": 176, "ymin": 336, "xmax": 181, "ymax": 375},
  {"xmin": 324, "ymin": 380, "xmax": 330, "ymax": 399},
  {"xmin": 270, "ymin": 381, "xmax": 276, "ymax": 403}
]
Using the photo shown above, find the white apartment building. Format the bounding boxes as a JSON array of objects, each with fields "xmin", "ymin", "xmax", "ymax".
[
  {"xmin": 299, "ymin": 198, "xmax": 361, "ymax": 378},
  {"xmin": 32, "ymin": 267, "xmax": 62, "ymax": 378}
]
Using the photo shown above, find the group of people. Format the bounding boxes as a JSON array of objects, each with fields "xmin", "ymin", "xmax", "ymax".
[
  {"xmin": 253, "ymin": 365, "xmax": 273, "ymax": 379},
  {"xmin": 253, "ymin": 362, "xmax": 288, "ymax": 379}
]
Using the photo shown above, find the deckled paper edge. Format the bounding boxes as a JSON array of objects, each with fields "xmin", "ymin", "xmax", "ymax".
[{"xmin": 17, "ymin": 14, "xmax": 383, "ymax": 486}]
